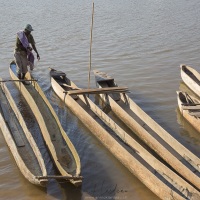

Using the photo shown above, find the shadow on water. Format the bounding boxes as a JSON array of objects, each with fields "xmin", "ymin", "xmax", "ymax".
[{"xmin": 58, "ymin": 182, "xmax": 82, "ymax": 200}]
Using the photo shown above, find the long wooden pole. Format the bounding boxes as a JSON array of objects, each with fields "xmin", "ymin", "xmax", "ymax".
[
  {"xmin": 36, "ymin": 175, "xmax": 83, "ymax": 180},
  {"xmin": 88, "ymin": 1, "xmax": 94, "ymax": 89},
  {"xmin": 0, "ymin": 79, "xmax": 37, "ymax": 82}
]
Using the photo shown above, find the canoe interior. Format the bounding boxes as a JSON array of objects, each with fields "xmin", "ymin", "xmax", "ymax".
[
  {"xmin": 50, "ymin": 69, "xmax": 71, "ymax": 89},
  {"xmin": 0, "ymin": 85, "xmax": 43, "ymax": 177},
  {"xmin": 6, "ymin": 82, "xmax": 54, "ymax": 171},
  {"xmin": 179, "ymin": 92, "xmax": 193, "ymax": 105},
  {"xmin": 182, "ymin": 65, "xmax": 200, "ymax": 85},
  {"xmin": 178, "ymin": 91, "xmax": 200, "ymax": 118},
  {"xmin": 10, "ymin": 64, "xmax": 78, "ymax": 176},
  {"xmin": 28, "ymin": 87, "xmax": 77, "ymax": 172}
]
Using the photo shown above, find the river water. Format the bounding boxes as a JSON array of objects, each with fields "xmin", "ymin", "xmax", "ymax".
[{"xmin": 0, "ymin": 0, "xmax": 200, "ymax": 199}]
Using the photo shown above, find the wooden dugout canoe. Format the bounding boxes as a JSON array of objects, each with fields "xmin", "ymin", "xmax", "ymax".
[
  {"xmin": 93, "ymin": 70, "xmax": 200, "ymax": 190},
  {"xmin": 9, "ymin": 62, "xmax": 82, "ymax": 186},
  {"xmin": 0, "ymin": 80, "xmax": 47, "ymax": 187},
  {"xmin": 177, "ymin": 91, "xmax": 200, "ymax": 133},
  {"xmin": 180, "ymin": 64, "xmax": 200, "ymax": 97},
  {"xmin": 49, "ymin": 68, "xmax": 200, "ymax": 200}
]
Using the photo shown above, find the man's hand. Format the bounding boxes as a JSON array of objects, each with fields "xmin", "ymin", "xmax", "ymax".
[{"xmin": 37, "ymin": 53, "xmax": 40, "ymax": 60}]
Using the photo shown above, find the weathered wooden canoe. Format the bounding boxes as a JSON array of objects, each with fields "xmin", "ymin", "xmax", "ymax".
[
  {"xmin": 49, "ymin": 68, "xmax": 200, "ymax": 200},
  {"xmin": 180, "ymin": 64, "xmax": 200, "ymax": 97},
  {"xmin": 177, "ymin": 91, "xmax": 200, "ymax": 133},
  {"xmin": 93, "ymin": 70, "xmax": 200, "ymax": 190},
  {"xmin": 9, "ymin": 62, "xmax": 82, "ymax": 186},
  {"xmin": 0, "ymin": 80, "xmax": 47, "ymax": 187}
]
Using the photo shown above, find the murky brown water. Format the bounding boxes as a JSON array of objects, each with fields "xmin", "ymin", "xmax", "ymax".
[{"xmin": 0, "ymin": 0, "xmax": 200, "ymax": 199}]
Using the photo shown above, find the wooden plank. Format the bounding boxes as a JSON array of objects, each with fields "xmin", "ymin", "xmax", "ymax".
[
  {"xmin": 67, "ymin": 87, "xmax": 128, "ymax": 95},
  {"xmin": 182, "ymin": 103, "xmax": 200, "ymax": 106},
  {"xmin": 182, "ymin": 106, "xmax": 200, "ymax": 110},
  {"xmin": 68, "ymin": 89, "xmax": 128, "ymax": 95}
]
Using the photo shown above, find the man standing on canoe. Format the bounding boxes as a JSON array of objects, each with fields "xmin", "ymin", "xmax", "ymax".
[{"xmin": 14, "ymin": 24, "xmax": 40, "ymax": 84}]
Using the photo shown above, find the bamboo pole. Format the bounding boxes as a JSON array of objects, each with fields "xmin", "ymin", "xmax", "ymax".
[
  {"xmin": 88, "ymin": 1, "xmax": 94, "ymax": 89},
  {"xmin": 36, "ymin": 175, "xmax": 83, "ymax": 180},
  {"xmin": 66, "ymin": 87, "xmax": 129, "ymax": 95}
]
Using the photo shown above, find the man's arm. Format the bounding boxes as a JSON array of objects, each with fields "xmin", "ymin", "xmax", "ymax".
[
  {"xmin": 29, "ymin": 34, "xmax": 40, "ymax": 60},
  {"xmin": 32, "ymin": 44, "xmax": 40, "ymax": 60}
]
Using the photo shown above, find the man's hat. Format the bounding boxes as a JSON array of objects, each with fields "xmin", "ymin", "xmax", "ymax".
[{"xmin": 25, "ymin": 24, "xmax": 34, "ymax": 31}]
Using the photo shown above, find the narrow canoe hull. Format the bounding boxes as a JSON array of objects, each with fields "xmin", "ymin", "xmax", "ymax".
[
  {"xmin": 93, "ymin": 70, "xmax": 200, "ymax": 190},
  {"xmin": 180, "ymin": 65, "xmax": 200, "ymax": 97},
  {"xmin": 9, "ymin": 63, "xmax": 82, "ymax": 186},
  {"xmin": 50, "ymin": 68, "xmax": 200, "ymax": 200},
  {"xmin": 0, "ymin": 81, "xmax": 47, "ymax": 187}
]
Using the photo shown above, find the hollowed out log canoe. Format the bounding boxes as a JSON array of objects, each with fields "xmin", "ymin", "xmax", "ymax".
[
  {"xmin": 93, "ymin": 70, "xmax": 200, "ymax": 191},
  {"xmin": 9, "ymin": 62, "xmax": 82, "ymax": 186},
  {"xmin": 49, "ymin": 68, "xmax": 200, "ymax": 200},
  {"xmin": 0, "ymin": 80, "xmax": 47, "ymax": 186}
]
